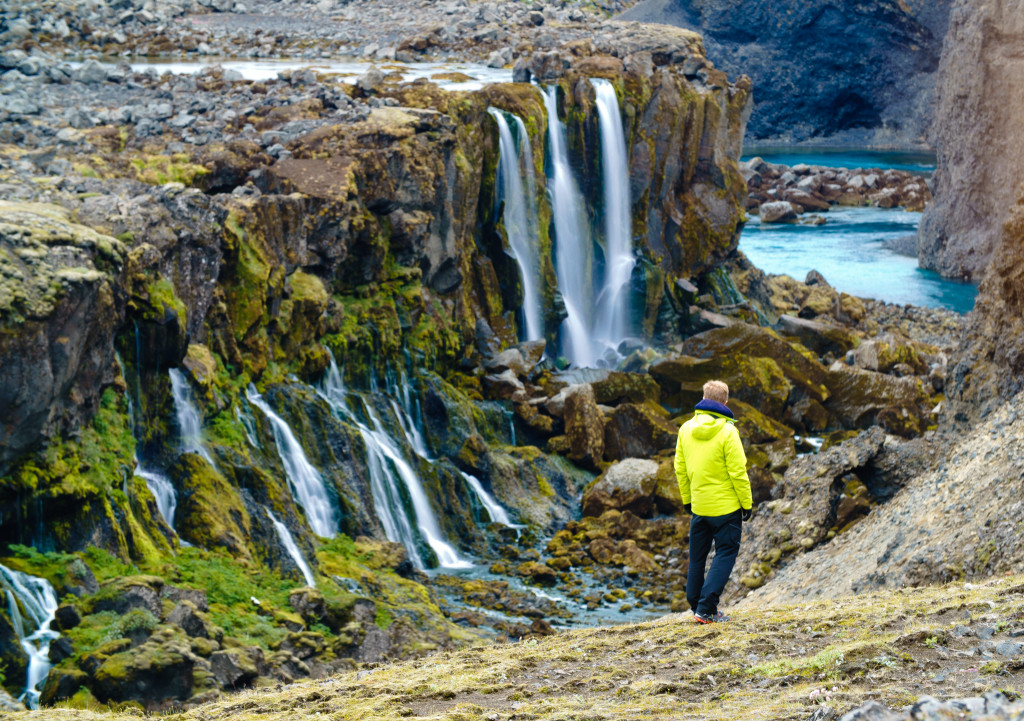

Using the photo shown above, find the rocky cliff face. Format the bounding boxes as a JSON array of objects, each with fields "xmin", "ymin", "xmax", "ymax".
[
  {"xmin": 618, "ymin": 0, "xmax": 951, "ymax": 148},
  {"xmin": 917, "ymin": 0, "xmax": 1024, "ymax": 281}
]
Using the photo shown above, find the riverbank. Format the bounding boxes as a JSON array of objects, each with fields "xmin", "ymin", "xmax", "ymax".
[{"xmin": 8, "ymin": 575, "xmax": 1024, "ymax": 720}]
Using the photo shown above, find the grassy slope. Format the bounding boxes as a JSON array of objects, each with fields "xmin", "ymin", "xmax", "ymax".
[{"xmin": 14, "ymin": 575, "xmax": 1024, "ymax": 720}]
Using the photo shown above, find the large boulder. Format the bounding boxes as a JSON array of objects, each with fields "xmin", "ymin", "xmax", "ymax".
[
  {"xmin": 582, "ymin": 458, "xmax": 660, "ymax": 518},
  {"xmin": 603, "ymin": 402, "xmax": 679, "ymax": 461},
  {"xmin": 91, "ymin": 626, "xmax": 196, "ymax": 708},
  {"xmin": 824, "ymin": 364, "xmax": 933, "ymax": 436},
  {"xmin": 562, "ymin": 384, "xmax": 605, "ymax": 470}
]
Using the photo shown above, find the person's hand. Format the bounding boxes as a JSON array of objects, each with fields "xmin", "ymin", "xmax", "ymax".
[
  {"xmin": 741, "ymin": 507, "xmax": 753, "ymax": 522},
  {"xmin": 683, "ymin": 503, "xmax": 692, "ymax": 515}
]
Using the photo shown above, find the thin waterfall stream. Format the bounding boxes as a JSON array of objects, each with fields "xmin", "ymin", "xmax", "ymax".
[
  {"xmin": 169, "ymin": 368, "xmax": 218, "ymax": 469},
  {"xmin": 590, "ymin": 78, "xmax": 635, "ymax": 351},
  {"xmin": 318, "ymin": 356, "xmax": 472, "ymax": 570},
  {"xmin": 264, "ymin": 507, "xmax": 316, "ymax": 587},
  {"xmin": 246, "ymin": 385, "xmax": 339, "ymax": 539},
  {"xmin": 0, "ymin": 564, "xmax": 59, "ymax": 709},
  {"xmin": 488, "ymin": 107, "xmax": 543, "ymax": 342},
  {"xmin": 544, "ymin": 85, "xmax": 596, "ymax": 368}
]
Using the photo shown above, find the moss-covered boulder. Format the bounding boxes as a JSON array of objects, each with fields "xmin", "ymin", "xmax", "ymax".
[
  {"xmin": 90, "ymin": 625, "xmax": 195, "ymax": 708},
  {"xmin": 171, "ymin": 455, "xmax": 253, "ymax": 560},
  {"xmin": 582, "ymin": 458, "xmax": 660, "ymax": 519},
  {"xmin": 824, "ymin": 365, "xmax": 933, "ymax": 437},
  {"xmin": 563, "ymin": 385, "xmax": 605, "ymax": 471},
  {"xmin": 603, "ymin": 402, "xmax": 679, "ymax": 461}
]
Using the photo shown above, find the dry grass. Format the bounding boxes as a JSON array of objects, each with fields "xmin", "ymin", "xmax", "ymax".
[{"xmin": 15, "ymin": 575, "xmax": 1024, "ymax": 721}]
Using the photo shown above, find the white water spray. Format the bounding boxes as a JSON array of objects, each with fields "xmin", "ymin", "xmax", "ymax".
[
  {"xmin": 459, "ymin": 471, "xmax": 518, "ymax": 528},
  {"xmin": 246, "ymin": 385, "xmax": 339, "ymax": 538}
]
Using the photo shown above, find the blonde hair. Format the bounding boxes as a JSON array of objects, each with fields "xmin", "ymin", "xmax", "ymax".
[{"xmin": 703, "ymin": 380, "xmax": 729, "ymax": 404}]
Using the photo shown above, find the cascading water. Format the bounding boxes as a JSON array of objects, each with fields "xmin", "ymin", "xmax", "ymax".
[
  {"xmin": 169, "ymin": 368, "xmax": 218, "ymax": 468},
  {"xmin": 0, "ymin": 564, "xmax": 59, "ymax": 709},
  {"xmin": 319, "ymin": 356, "xmax": 471, "ymax": 570},
  {"xmin": 488, "ymin": 107, "xmax": 543, "ymax": 342},
  {"xmin": 264, "ymin": 508, "xmax": 316, "ymax": 587},
  {"xmin": 245, "ymin": 385, "xmax": 339, "ymax": 539},
  {"xmin": 590, "ymin": 78, "xmax": 635, "ymax": 349},
  {"xmin": 135, "ymin": 463, "xmax": 177, "ymax": 527},
  {"xmin": 459, "ymin": 471, "xmax": 517, "ymax": 528},
  {"xmin": 115, "ymin": 352, "xmax": 179, "ymax": 529},
  {"xmin": 235, "ymin": 402, "xmax": 261, "ymax": 450},
  {"xmin": 544, "ymin": 85, "xmax": 597, "ymax": 368}
]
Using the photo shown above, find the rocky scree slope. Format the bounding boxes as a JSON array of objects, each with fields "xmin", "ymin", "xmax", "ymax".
[
  {"xmin": 618, "ymin": 0, "xmax": 951, "ymax": 147},
  {"xmin": 8, "ymin": 577, "xmax": 1024, "ymax": 720}
]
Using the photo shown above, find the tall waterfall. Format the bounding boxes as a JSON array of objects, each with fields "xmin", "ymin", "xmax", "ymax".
[
  {"xmin": 544, "ymin": 86, "xmax": 597, "ymax": 368},
  {"xmin": 0, "ymin": 564, "xmax": 59, "ymax": 709},
  {"xmin": 169, "ymin": 368, "xmax": 217, "ymax": 468},
  {"xmin": 319, "ymin": 356, "xmax": 471, "ymax": 570},
  {"xmin": 488, "ymin": 108, "xmax": 543, "ymax": 342},
  {"xmin": 246, "ymin": 385, "xmax": 339, "ymax": 539},
  {"xmin": 591, "ymin": 78, "xmax": 635, "ymax": 348},
  {"xmin": 265, "ymin": 508, "xmax": 316, "ymax": 587}
]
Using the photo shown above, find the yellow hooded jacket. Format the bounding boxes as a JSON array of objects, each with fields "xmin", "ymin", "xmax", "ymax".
[{"xmin": 674, "ymin": 408, "xmax": 752, "ymax": 517}]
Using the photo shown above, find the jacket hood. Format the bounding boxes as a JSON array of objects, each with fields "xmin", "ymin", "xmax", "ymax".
[
  {"xmin": 691, "ymin": 400, "xmax": 736, "ymax": 441},
  {"xmin": 694, "ymin": 399, "xmax": 734, "ymax": 419}
]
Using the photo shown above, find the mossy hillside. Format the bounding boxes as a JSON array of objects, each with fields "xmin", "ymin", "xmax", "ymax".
[
  {"xmin": 0, "ymin": 387, "xmax": 171, "ymax": 564},
  {"xmin": 19, "ymin": 575, "xmax": 1024, "ymax": 721}
]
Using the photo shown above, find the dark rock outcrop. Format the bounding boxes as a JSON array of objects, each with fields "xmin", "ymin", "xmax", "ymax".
[{"xmin": 619, "ymin": 0, "xmax": 951, "ymax": 147}]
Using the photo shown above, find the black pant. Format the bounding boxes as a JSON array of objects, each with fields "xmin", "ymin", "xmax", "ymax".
[{"xmin": 686, "ymin": 510, "xmax": 742, "ymax": 617}]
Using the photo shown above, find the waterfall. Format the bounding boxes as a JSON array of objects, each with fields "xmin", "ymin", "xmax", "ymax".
[
  {"xmin": 265, "ymin": 508, "xmax": 316, "ymax": 587},
  {"xmin": 544, "ymin": 85, "xmax": 597, "ymax": 368},
  {"xmin": 319, "ymin": 356, "xmax": 472, "ymax": 570},
  {"xmin": 245, "ymin": 385, "xmax": 339, "ymax": 539},
  {"xmin": 135, "ymin": 462, "xmax": 177, "ymax": 528},
  {"xmin": 169, "ymin": 368, "xmax": 218, "ymax": 468},
  {"xmin": 459, "ymin": 471, "xmax": 518, "ymax": 528},
  {"xmin": 235, "ymin": 402, "xmax": 261, "ymax": 450},
  {"xmin": 591, "ymin": 78, "xmax": 635, "ymax": 349},
  {"xmin": 488, "ymin": 107, "xmax": 543, "ymax": 342},
  {"xmin": 0, "ymin": 564, "xmax": 59, "ymax": 709}
]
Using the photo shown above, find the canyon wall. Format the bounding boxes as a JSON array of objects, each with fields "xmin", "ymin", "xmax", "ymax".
[
  {"xmin": 917, "ymin": 0, "xmax": 1024, "ymax": 281},
  {"xmin": 618, "ymin": 0, "xmax": 950, "ymax": 147}
]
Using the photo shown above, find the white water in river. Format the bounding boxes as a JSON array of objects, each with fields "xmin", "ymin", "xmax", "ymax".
[
  {"xmin": 488, "ymin": 107, "xmax": 543, "ymax": 342},
  {"xmin": 265, "ymin": 507, "xmax": 316, "ymax": 587},
  {"xmin": 169, "ymin": 368, "xmax": 218, "ymax": 468},
  {"xmin": 319, "ymin": 356, "xmax": 471, "ymax": 570},
  {"xmin": 0, "ymin": 564, "xmax": 59, "ymax": 709},
  {"xmin": 246, "ymin": 385, "xmax": 338, "ymax": 538},
  {"xmin": 590, "ymin": 78, "xmax": 635, "ymax": 350}
]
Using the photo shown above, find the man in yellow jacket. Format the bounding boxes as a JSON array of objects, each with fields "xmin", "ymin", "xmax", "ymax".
[{"xmin": 675, "ymin": 380, "xmax": 753, "ymax": 624}]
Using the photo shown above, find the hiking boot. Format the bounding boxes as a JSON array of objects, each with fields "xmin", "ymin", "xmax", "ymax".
[{"xmin": 693, "ymin": 611, "xmax": 729, "ymax": 624}]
